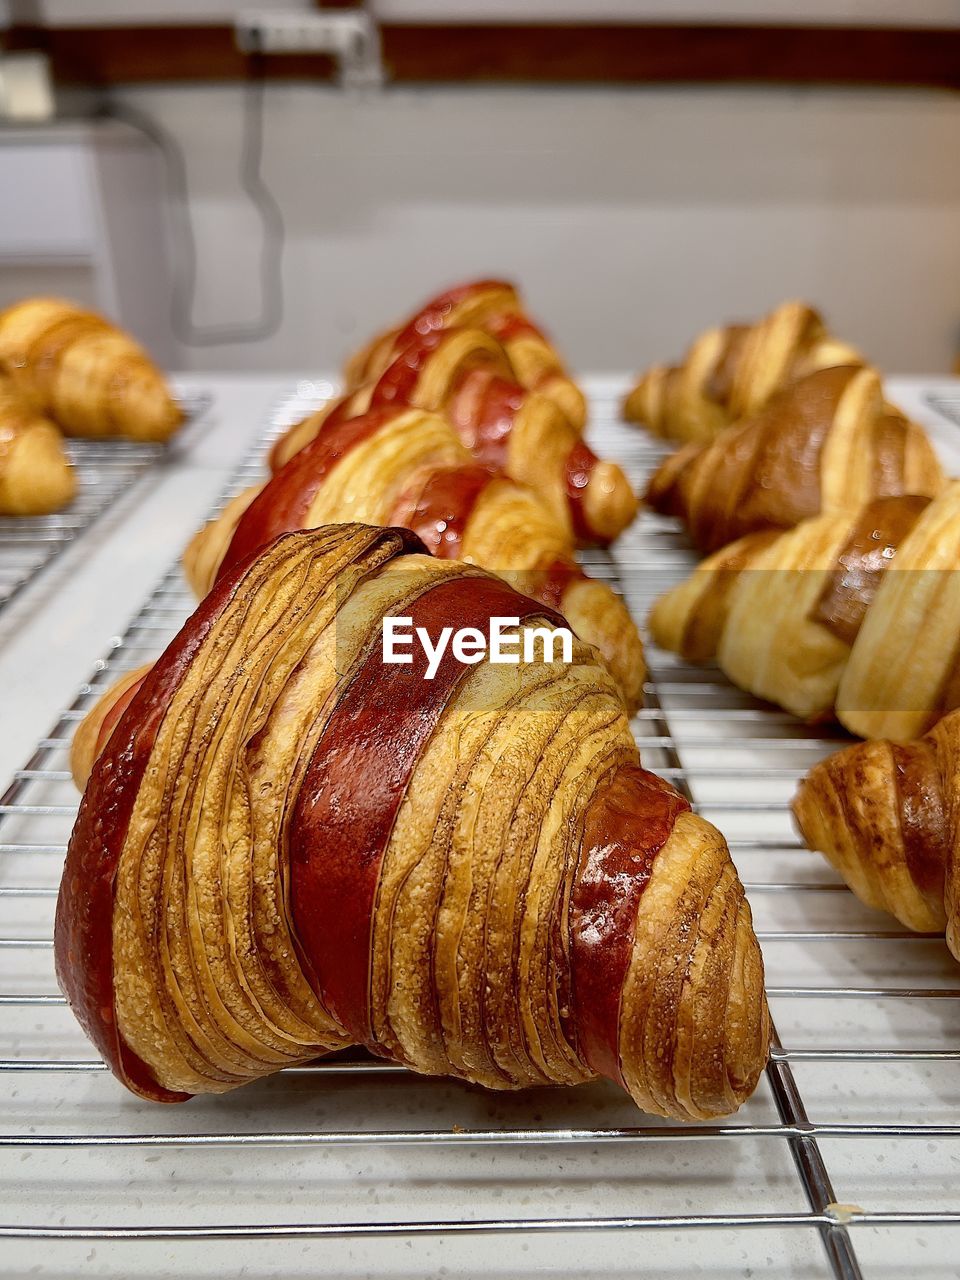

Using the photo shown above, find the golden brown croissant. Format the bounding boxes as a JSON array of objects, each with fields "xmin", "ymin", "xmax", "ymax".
[
  {"xmin": 58, "ymin": 523, "xmax": 769, "ymax": 1118},
  {"xmin": 645, "ymin": 365, "xmax": 946, "ymax": 552},
  {"xmin": 0, "ymin": 297, "xmax": 182, "ymax": 443},
  {"xmin": 185, "ymin": 404, "xmax": 646, "ymax": 709},
  {"xmin": 0, "ymin": 374, "xmax": 75, "ymax": 516},
  {"xmin": 274, "ymin": 328, "xmax": 636, "ymax": 547},
  {"xmin": 344, "ymin": 278, "xmax": 586, "ymax": 431},
  {"xmin": 650, "ymin": 482, "xmax": 960, "ymax": 739},
  {"xmin": 625, "ymin": 300, "xmax": 864, "ymax": 444},
  {"xmin": 793, "ymin": 710, "xmax": 960, "ymax": 955}
]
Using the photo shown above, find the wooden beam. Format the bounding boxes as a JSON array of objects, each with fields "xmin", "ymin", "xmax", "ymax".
[
  {"xmin": 6, "ymin": 22, "xmax": 960, "ymax": 89},
  {"xmin": 5, "ymin": 24, "xmax": 333, "ymax": 83},
  {"xmin": 383, "ymin": 23, "xmax": 960, "ymax": 86}
]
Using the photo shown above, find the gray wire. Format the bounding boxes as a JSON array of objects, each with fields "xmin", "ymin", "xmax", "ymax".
[{"xmin": 100, "ymin": 65, "xmax": 285, "ymax": 348}]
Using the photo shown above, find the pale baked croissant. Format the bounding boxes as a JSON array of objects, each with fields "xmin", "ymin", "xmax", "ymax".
[
  {"xmin": 0, "ymin": 374, "xmax": 75, "ymax": 516},
  {"xmin": 646, "ymin": 365, "xmax": 946, "ymax": 552},
  {"xmin": 274, "ymin": 328, "xmax": 637, "ymax": 547},
  {"xmin": 625, "ymin": 300, "xmax": 863, "ymax": 444},
  {"xmin": 58, "ymin": 524, "xmax": 769, "ymax": 1118},
  {"xmin": 0, "ymin": 297, "xmax": 182, "ymax": 442},
  {"xmin": 185, "ymin": 404, "xmax": 646, "ymax": 709},
  {"xmin": 344, "ymin": 278, "xmax": 586, "ymax": 431},
  {"xmin": 793, "ymin": 710, "xmax": 960, "ymax": 957},
  {"xmin": 650, "ymin": 483, "xmax": 960, "ymax": 740}
]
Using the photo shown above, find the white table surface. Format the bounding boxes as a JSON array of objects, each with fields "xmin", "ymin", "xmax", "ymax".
[{"xmin": 2, "ymin": 372, "xmax": 960, "ymax": 1280}]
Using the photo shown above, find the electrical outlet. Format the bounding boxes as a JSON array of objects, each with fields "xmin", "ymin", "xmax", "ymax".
[{"xmin": 236, "ymin": 10, "xmax": 383, "ymax": 81}]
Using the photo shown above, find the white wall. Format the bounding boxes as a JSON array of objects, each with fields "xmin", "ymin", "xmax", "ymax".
[{"xmin": 110, "ymin": 82, "xmax": 960, "ymax": 376}]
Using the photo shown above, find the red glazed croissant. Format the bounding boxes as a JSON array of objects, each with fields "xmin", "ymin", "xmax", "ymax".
[
  {"xmin": 59, "ymin": 524, "xmax": 769, "ymax": 1119},
  {"xmin": 344, "ymin": 278, "xmax": 586, "ymax": 431},
  {"xmin": 185, "ymin": 404, "xmax": 646, "ymax": 709},
  {"xmin": 274, "ymin": 328, "xmax": 637, "ymax": 547}
]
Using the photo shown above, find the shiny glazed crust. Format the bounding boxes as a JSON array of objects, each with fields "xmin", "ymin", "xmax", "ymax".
[
  {"xmin": 343, "ymin": 278, "xmax": 587, "ymax": 432},
  {"xmin": 645, "ymin": 366, "xmax": 945, "ymax": 552},
  {"xmin": 59, "ymin": 524, "xmax": 769, "ymax": 1119},
  {"xmin": 274, "ymin": 327, "xmax": 637, "ymax": 548},
  {"xmin": 184, "ymin": 405, "xmax": 646, "ymax": 710}
]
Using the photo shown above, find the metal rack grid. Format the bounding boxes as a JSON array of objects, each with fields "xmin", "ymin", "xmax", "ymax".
[
  {"xmin": 0, "ymin": 391, "xmax": 210, "ymax": 617},
  {"xmin": 1, "ymin": 382, "xmax": 959, "ymax": 1278},
  {"xmin": 925, "ymin": 391, "xmax": 960, "ymax": 429}
]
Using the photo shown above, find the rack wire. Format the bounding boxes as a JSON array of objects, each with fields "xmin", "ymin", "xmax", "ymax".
[
  {"xmin": 0, "ymin": 390, "xmax": 210, "ymax": 617},
  {"xmin": 925, "ymin": 390, "xmax": 960, "ymax": 429},
  {"xmin": 1, "ymin": 381, "xmax": 959, "ymax": 1277}
]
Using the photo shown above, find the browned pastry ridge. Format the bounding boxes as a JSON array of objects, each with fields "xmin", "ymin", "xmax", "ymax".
[
  {"xmin": 645, "ymin": 365, "xmax": 946, "ymax": 553},
  {"xmin": 0, "ymin": 297, "xmax": 182, "ymax": 443},
  {"xmin": 344, "ymin": 277, "xmax": 587, "ymax": 431},
  {"xmin": 649, "ymin": 482, "xmax": 960, "ymax": 740},
  {"xmin": 272, "ymin": 326, "xmax": 637, "ymax": 548},
  {"xmin": 185, "ymin": 403, "xmax": 646, "ymax": 710},
  {"xmin": 0, "ymin": 373, "xmax": 75, "ymax": 516},
  {"xmin": 793, "ymin": 709, "xmax": 960, "ymax": 958},
  {"xmin": 57, "ymin": 524, "xmax": 770, "ymax": 1119},
  {"xmin": 624, "ymin": 300, "xmax": 864, "ymax": 444}
]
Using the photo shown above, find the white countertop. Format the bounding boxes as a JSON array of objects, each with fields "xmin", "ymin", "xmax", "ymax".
[{"xmin": 2, "ymin": 372, "xmax": 960, "ymax": 1280}]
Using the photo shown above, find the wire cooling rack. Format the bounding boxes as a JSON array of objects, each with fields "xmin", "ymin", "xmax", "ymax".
[
  {"xmin": 1, "ymin": 380, "xmax": 960, "ymax": 1279},
  {"xmin": 926, "ymin": 391, "xmax": 960, "ymax": 431},
  {"xmin": 0, "ymin": 390, "xmax": 210, "ymax": 617}
]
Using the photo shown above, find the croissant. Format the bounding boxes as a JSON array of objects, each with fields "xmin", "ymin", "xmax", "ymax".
[
  {"xmin": 0, "ymin": 374, "xmax": 75, "ymax": 515},
  {"xmin": 274, "ymin": 328, "xmax": 637, "ymax": 547},
  {"xmin": 186, "ymin": 404, "xmax": 646, "ymax": 709},
  {"xmin": 649, "ymin": 482, "xmax": 960, "ymax": 740},
  {"xmin": 793, "ymin": 710, "xmax": 960, "ymax": 956},
  {"xmin": 624, "ymin": 300, "xmax": 863, "ymax": 444},
  {"xmin": 344, "ymin": 278, "xmax": 587, "ymax": 431},
  {"xmin": 646, "ymin": 365, "xmax": 946, "ymax": 552},
  {"xmin": 0, "ymin": 297, "xmax": 182, "ymax": 442},
  {"xmin": 58, "ymin": 523, "xmax": 769, "ymax": 1118}
]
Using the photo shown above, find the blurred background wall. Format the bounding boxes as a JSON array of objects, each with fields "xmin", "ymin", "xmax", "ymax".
[
  {"xmin": 113, "ymin": 81, "xmax": 960, "ymax": 375},
  {"xmin": 3, "ymin": 0, "xmax": 960, "ymax": 375}
]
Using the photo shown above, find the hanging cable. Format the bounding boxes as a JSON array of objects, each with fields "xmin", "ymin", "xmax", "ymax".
[{"xmin": 100, "ymin": 57, "xmax": 285, "ymax": 347}]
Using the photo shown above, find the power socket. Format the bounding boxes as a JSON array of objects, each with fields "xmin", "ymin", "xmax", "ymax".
[{"xmin": 235, "ymin": 9, "xmax": 383, "ymax": 85}]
